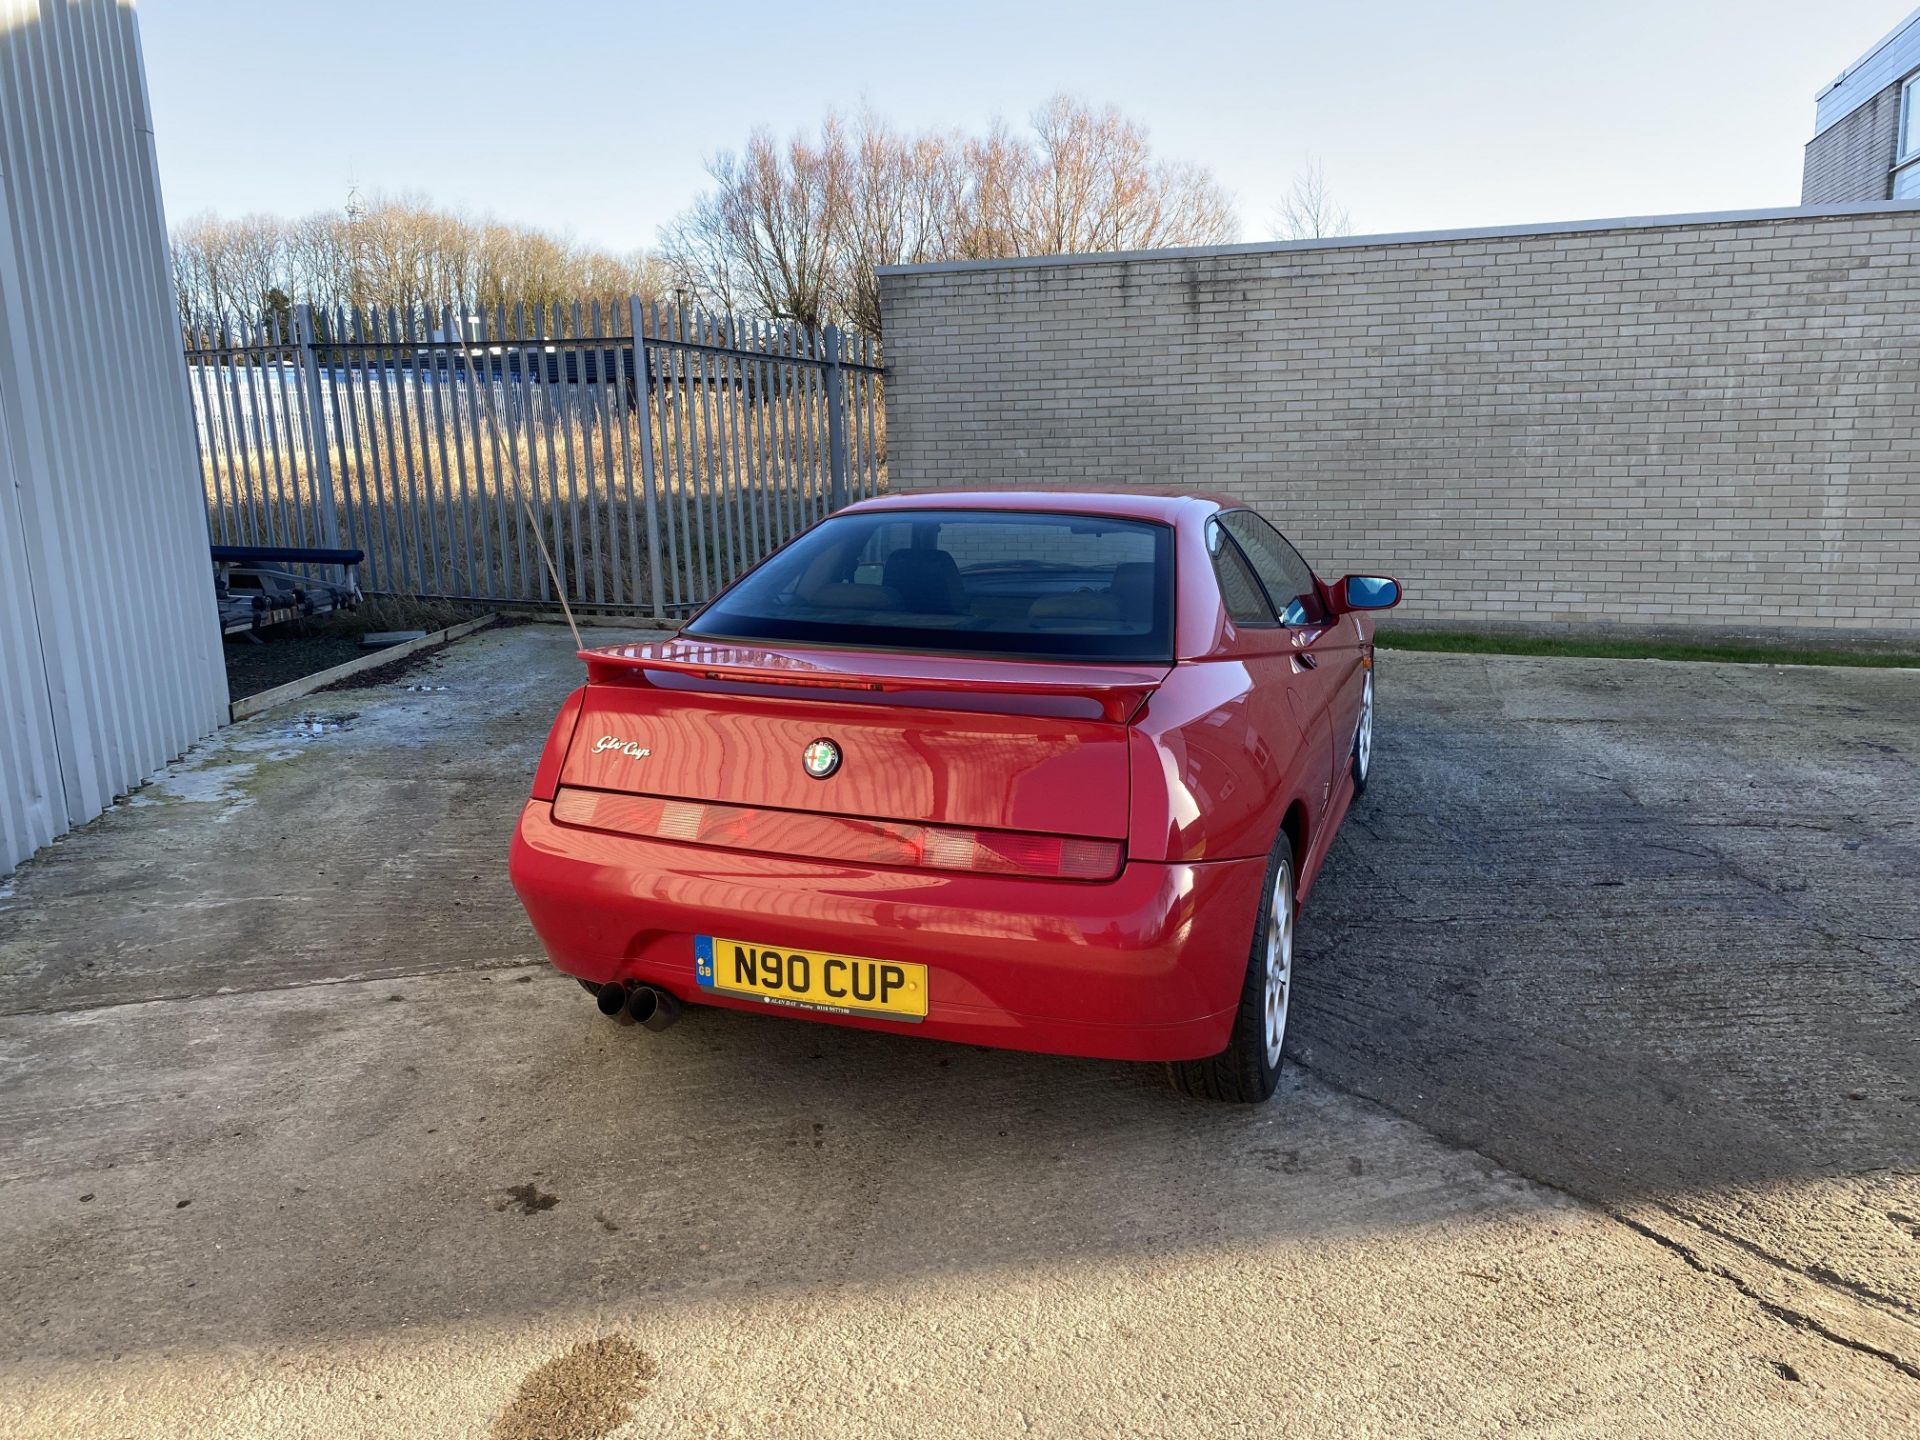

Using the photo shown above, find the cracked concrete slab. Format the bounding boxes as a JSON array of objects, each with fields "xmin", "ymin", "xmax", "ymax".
[{"xmin": 0, "ymin": 628, "xmax": 1914, "ymax": 1436}]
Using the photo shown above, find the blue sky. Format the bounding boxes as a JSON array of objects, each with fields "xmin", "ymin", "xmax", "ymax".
[{"xmin": 141, "ymin": 0, "xmax": 1909, "ymax": 250}]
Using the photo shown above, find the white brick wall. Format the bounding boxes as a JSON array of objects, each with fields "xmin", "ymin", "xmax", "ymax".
[{"xmin": 878, "ymin": 211, "xmax": 1920, "ymax": 638}]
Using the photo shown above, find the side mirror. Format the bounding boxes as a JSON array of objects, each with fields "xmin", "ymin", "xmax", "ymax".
[{"xmin": 1334, "ymin": 575, "xmax": 1401, "ymax": 613}]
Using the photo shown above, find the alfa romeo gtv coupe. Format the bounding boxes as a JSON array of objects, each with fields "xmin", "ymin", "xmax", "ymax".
[{"xmin": 509, "ymin": 492, "xmax": 1401, "ymax": 1101}]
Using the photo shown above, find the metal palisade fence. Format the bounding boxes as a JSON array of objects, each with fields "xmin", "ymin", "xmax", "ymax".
[{"xmin": 182, "ymin": 301, "xmax": 885, "ymax": 618}]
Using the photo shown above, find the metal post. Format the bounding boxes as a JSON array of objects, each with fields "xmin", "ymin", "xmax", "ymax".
[
  {"xmin": 292, "ymin": 304, "xmax": 342, "ymax": 551},
  {"xmin": 823, "ymin": 325, "xmax": 849, "ymax": 512},
  {"xmin": 291, "ymin": 304, "xmax": 348, "ymax": 596},
  {"xmin": 628, "ymin": 295, "xmax": 667, "ymax": 623}
]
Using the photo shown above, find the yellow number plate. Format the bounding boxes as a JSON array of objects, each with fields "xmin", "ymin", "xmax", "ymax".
[{"xmin": 694, "ymin": 935, "xmax": 928, "ymax": 1021}]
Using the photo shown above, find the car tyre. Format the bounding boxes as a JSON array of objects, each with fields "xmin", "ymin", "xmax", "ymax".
[
  {"xmin": 1166, "ymin": 829, "xmax": 1295, "ymax": 1104},
  {"xmin": 1350, "ymin": 668, "xmax": 1374, "ymax": 796}
]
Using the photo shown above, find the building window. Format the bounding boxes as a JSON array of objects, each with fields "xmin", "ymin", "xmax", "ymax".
[
  {"xmin": 1905, "ymin": 74, "xmax": 1920, "ymax": 157},
  {"xmin": 1894, "ymin": 74, "xmax": 1920, "ymax": 197}
]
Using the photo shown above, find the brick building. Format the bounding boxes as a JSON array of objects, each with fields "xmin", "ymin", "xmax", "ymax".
[{"xmin": 1802, "ymin": 7, "xmax": 1920, "ymax": 202}]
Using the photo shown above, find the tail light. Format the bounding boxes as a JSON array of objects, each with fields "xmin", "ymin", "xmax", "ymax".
[
  {"xmin": 551, "ymin": 787, "xmax": 1123, "ymax": 881},
  {"xmin": 924, "ymin": 827, "xmax": 1121, "ymax": 880}
]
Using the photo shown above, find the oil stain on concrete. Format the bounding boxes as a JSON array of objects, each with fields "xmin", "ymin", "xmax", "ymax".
[{"xmin": 496, "ymin": 1183, "xmax": 559, "ymax": 1216}]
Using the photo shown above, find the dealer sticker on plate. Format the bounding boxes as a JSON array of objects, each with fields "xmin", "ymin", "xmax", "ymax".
[{"xmin": 695, "ymin": 935, "xmax": 928, "ymax": 1021}]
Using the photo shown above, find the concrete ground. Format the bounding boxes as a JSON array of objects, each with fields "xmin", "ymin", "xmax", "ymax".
[{"xmin": 0, "ymin": 625, "xmax": 1914, "ymax": 1439}]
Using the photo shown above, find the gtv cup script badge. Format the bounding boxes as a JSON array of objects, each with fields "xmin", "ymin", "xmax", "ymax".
[{"xmin": 592, "ymin": 736, "xmax": 652, "ymax": 759}]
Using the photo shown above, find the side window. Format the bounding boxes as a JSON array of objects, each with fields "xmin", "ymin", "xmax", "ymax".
[
  {"xmin": 1206, "ymin": 519, "xmax": 1275, "ymax": 626},
  {"xmin": 1222, "ymin": 511, "xmax": 1325, "ymax": 626}
]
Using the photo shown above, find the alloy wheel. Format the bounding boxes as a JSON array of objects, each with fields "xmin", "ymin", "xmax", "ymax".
[
  {"xmin": 1356, "ymin": 673, "xmax": 1374, "ymax": 778},
  {"xmin": 1263, "ymin": 864, "xmax": 1294, "ymax": 1068}
]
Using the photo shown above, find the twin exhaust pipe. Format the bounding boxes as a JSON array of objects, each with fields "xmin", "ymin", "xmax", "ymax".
[{"xmin": 594, "ymin": 981, "xmax": 682, "ymax": 1032}]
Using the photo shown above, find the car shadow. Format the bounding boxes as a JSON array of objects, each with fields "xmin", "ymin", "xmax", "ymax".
[{"xmin": 1288, "ymin": 654, "xmax": 1920, "ymax": 1319}]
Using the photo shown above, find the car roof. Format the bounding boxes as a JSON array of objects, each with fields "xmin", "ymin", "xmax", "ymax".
[{"xmin": 839, "ymin": 489, "xmax": 1239, "ymax": 524}]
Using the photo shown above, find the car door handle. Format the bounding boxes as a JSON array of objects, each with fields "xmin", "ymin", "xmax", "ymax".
[{"xmin": 1293, "ymin": 652, "xmax": 1318, "ymax": 670}]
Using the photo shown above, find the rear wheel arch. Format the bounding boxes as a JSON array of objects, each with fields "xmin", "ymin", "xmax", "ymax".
[{"xmin": 1166, "ymin": 820, "xmax": 1297, "ymax": 1103}]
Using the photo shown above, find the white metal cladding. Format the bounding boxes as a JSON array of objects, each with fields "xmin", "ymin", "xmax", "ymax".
[
  {"xmin": 0, "ymin": 0, "xmax": 227, "ymax": 874},
  {"xmin": 0, "ymin": 369, "xmax": 61, "ymax": 867},
  {"xmin": 1814, "ymin": 6, "xmax": 1920, "ymax": 135}
]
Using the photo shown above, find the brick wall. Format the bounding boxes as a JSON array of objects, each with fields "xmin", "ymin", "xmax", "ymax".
[
  {"xmin": 1803, "ymin": 84, "xmax": 1903, "ymax": 203},
  {"xmin": 878, "ymin": 209, "xmax": 1920, "ymax": 639}
]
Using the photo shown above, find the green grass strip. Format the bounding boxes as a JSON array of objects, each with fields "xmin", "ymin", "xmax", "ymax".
[{"xmin": 1375, "ymin": 630, "xmax": 1920, "ymax": 669}]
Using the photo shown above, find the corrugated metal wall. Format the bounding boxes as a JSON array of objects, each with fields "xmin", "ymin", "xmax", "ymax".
[
  {"xmin": 0, "ymin": 0, "xmax": 227, "ymax": 874},
  {"xmin": 0, "ymin": 367, "xmax": 62, "ymax": 867}
]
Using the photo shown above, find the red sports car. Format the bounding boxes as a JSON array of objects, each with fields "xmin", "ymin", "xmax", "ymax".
[{"xmin": 509, "ymin": 492, "xmax": 1400, "ymax": 1101}]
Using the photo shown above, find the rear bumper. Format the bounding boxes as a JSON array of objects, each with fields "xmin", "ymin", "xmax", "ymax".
[{"xmin": 508, "ymin": 800, "xmax": 1265, "ymax": 1061}]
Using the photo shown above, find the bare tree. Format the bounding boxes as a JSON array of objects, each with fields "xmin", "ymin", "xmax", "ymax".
[
  {"xmin": 658, "ymin": 192, "xmax": 744, "ymax": 319},
  {"xmin": 285, "ymin": 212, "xmax": 353, "ymax": 312},
  {"xmin": 950, "ymin": 122, "xmax": 1027, "ymax": 260},
  {"xmin": 715, "ymin": 122, "xmax": 850, "ymax": 331},
  {"xmin": 170, "ymin": 212, "xmax": 292, "ymax": 329},
  {"xmin": 169, "ymin": 197, "xmax": 667, "ymax": 327},
  {"xmin": 1273, "ymin": 158, "xmax": 1352, "ymax": 241},
  {"xmin": 173, "ymin": 98, "xmax": 1242, "ymax": 340},
  {"xmin": 662, "ymin": 96, "xmax": 1240, "ymax": 337},
  {"xmin": 837, "ymin": 114, "xmax": 969, "ymax": 336},
  {"xmin": 1008, "ymin": 97, "xmax": 1233, "ymax": 255}
]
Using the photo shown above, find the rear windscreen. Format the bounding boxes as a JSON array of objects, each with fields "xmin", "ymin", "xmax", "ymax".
[{"xmin": 683, "ymin": 509, "xmax": 1175, "ymax": 662}]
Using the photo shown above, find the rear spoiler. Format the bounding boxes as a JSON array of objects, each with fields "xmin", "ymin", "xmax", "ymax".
[{"xmin": 580, "ymin": 642, "xmax": 1163, "ymax": 723}]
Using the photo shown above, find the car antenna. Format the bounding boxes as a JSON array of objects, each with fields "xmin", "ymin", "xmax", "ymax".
[
  {"xmin": 463, "ymin": 317, "xmax": 584, "ymax": 654},
  {"xmin": 521, "ymin": 489, "xmax": 583, "ymax": 654}
]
